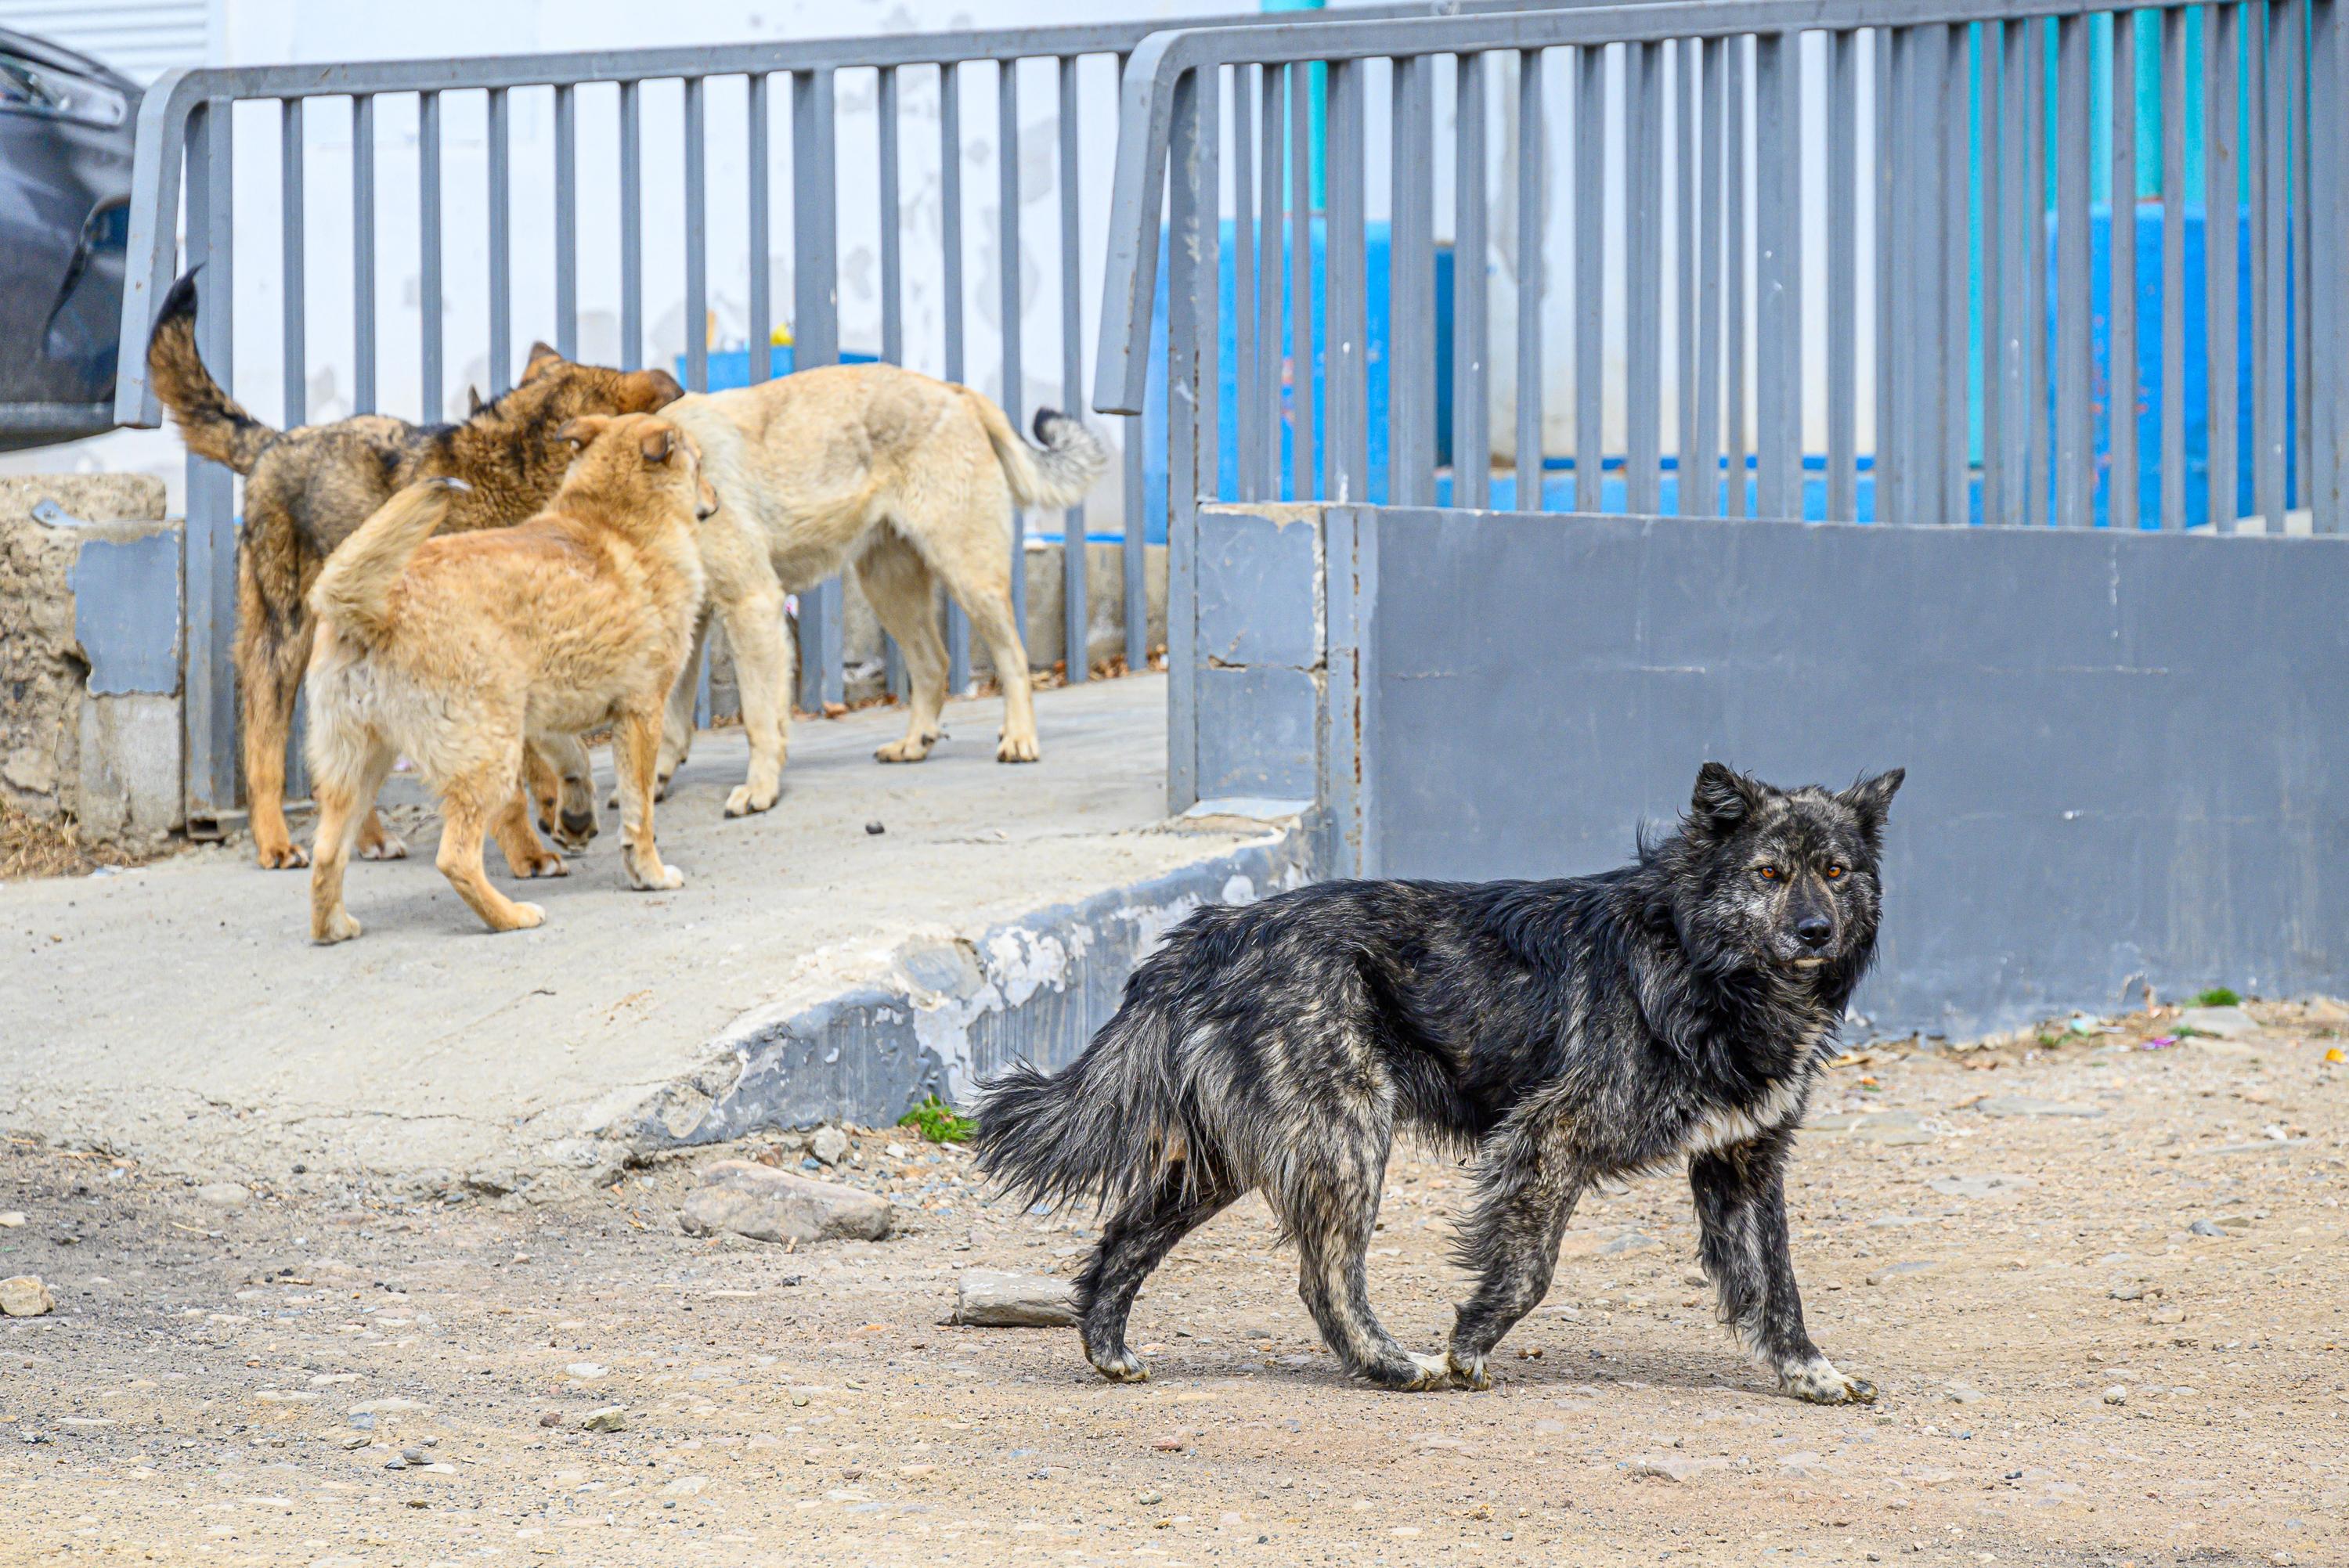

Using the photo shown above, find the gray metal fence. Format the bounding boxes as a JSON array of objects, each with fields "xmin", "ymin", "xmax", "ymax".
[
  {"xmin": 109, "ymin": 5, "xmax": 1524, "ymax": 833},
  {"xmin": 1094, "ymin": 0, "xmax": 2347, "ymax": 810}
]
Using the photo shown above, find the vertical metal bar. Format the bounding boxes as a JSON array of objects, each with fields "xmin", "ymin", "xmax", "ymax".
[
  {"xmin": 2001, "ymin": 20, "xmax": 2032, "ymax": 524},
  {"xmin": 1257, "ymin": 62, "xmax": 1284, "ymax": 505},
  {"xmin": 2312, "ymin": 0, "xmax": 2344, "ymax": 532},
  {"xmin": 182, "ymin": 102, "xmax": 237, "ymax": 825},
  {"xmin": 1942, "ymin": 23, "xmax": 1970, "ymax": 527},
  {"xmin": 2209, "ymin": 2, "xmax": 2241, "ymax": 528},
  {"xmin": 749, "ymin": 74, "xmax": 772, "ymax": 384},
  {"xmin": 2026, "ymin": 19, "xmax": 2051, "ymax": 524},
  {"xmin": 1755, "ymin": 30, "xmax": 1800, "ymax": 521},
  {"xmin": 1233, "ymin": 65, "xmax": 1260, "ymax": 503},
  {"xmin": 794, "ymin": 67, "xmax": 843, "ymax": 711},
  {"xmin": 1574, "ymin": 43, "xmax": 1605, "ymax": 512},
  {"xmin": 280, "ymin": 99, "xmax": 305, "ymax": 427},
  {"xmin": 1455, "ymin": 50, "xmax": 1489, "ymax": 512},
  {"xmin": 2160, "ymin": 6, "xmax": 2187, "ymax": 528},
  {"xmin": 1117, "ymin": 52, "xmax": 1144, "ymax": 672},
  {"xmin": 1059, "ymin": 55, "xmax": 1088, "ymax": 683},
  {"xmin": 1676, "ymin": 36, "xmax": 1698, "ymax": 516},
  {"xmin": 1390, "ymin": 53, "xmax": 1435, "ymax": 507},
  {"xmin": 554, "ymin": 85, "xmax": 576, "ymax": 361},
  {"xmin": 2258, "ymin": 0, "xmax": 2289, "ymax": 528},
  {"xmin": 1827, "ymin": 31, "xmax": 1856, "ymax": 520},
  {"xmin": 2293, "ymin": 0, "xmax": 2314, "ymax": 510},
  {"xmin": 1694, "ymin": 34, "xmax": 1725, "ymax": 518},
  {"xmin": 1166, "ymin": 64, "xmax": 1209, "ymax": 807},
  {"xmin": 419, "ymin": 90, "xmax": 442, "ymax": 418},
  {"xmin": 488, "ymin": 86, "xmax": 511, "ymax": 395},
  {"xmin": 943, "ymin": 62, "xmax": 972, "ymax": 690},
  {"xmin": 2055, "ymin": 13, "xmax": 2092, "ymax": 528},
  {"xmin": 1514, "ymin": 47, "xmax": 1544, "ymax": 509},
  {"xmin": 1626, "ymin": 40, "xmax": 1662, "ymax": 515},
  {"xmin": 1883, "ymin": 27, "xmax": 1913, "ymax": 522},
  {"xmin": 998, "ymin": 59, "xmax": 1027, "ymax": 648},
  {"xmin": 1896, "ymin": 25, "xmax": 1942, "ymax": 525},
  {"xmin": 1727, "ymin": 35, "xmax": 1750, "ymax": 517},
  {"xmin": 879, "ymin": 68, "xmax": 901, "ymax": 367},
  {"xmin": 684, "ymin": 77, "xmax": 708, "ymax": 393},
  {"xmin": 1876, "ymin": 27, "xmax": 1899, "ymax": 521},
  {"xmin": 619, "ymin": 80, "xmax": 643, "ymax": 371},
  {"xmin": 2110, "ymin": 10, "xmax": 2140, "ymax": 530},
  {"xmin": 1980, "ymin": 23, "xmax": 2004, "ymax": 527},
  {"xmin": 1325, "ymin": 59, "xmax": 1365, "ymax": 501},
  {"xmin": 351, "ymin": 95, "xmax": 376, "ymax": 416},
  {"xmin": 1288, "ymin": 59, "xmax": 1318, "ymax": 503}
]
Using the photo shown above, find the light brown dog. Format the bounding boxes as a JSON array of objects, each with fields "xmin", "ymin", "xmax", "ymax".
[
  {"xmin": 302, "ymin": 414, "xmax": 714, "ymax": 942},
  {"xmin": 657, "ymin": 363, "xmax": 1109, "ymax": 816}
]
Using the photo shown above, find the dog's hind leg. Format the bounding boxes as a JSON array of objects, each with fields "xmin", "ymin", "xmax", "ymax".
[
  {"xmin": 1071, "ymin": 1163, "xmax": 1239, "ymax": 1383},
  {"xmin": 716, "ymin": 585, "xmax": 792, "ymax": 816},
  {"xmin": 489, "ymin": 787, "xmax": 568, "ymax": 881},
  {"xmin": 1445, "ymin": 1118, "xmax": 1585, "ymax": 1388},
  {"xmin": 433, "ymin": 744, "xmax": 548, "ymax": 934},
  {"xmin": 651, "ymin": 606, "xmax": 710, "ymax": 801},
  {"xmin": 530, "ymin": 733, "xmax": 599, "ymax": 851},
  {"xmin": 855, "ymin": 528, "xmax": 948, "ymax": 763},
  {"xmin": 614, "ymin": 707, "xmax": 685, "ymax": 892},
  {"xmin": 1277, "ymin": 1135, "xmax": 1447, "ymax": 1391},
  {"xmin": 308, "ymin": 735, "xmax": 396, "ymax": 944},
  {"xmin": 233, "ymin": 525, "xmax": 315, "ymax": 870},
  {"xmin": 1691, "ymin": 1136, "xmax": 1874, "ymax": 1405}
]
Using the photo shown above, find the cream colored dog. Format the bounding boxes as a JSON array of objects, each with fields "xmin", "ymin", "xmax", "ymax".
[
  {"xmin": 657, "ymin": 362, "xmax": 1110, "ymax": 816},
  {"xmin": 303, "ymin": 414, "xmax": 714, "ymax": 942}
]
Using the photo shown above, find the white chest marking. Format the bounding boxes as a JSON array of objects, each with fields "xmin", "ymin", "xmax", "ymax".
[{"xmin": 1681, "ymin": 1072, "xmax": 1813, "ymax": 1159}]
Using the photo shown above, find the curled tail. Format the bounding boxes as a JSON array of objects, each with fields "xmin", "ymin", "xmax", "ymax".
[
  {"xmin": 973, "ymin": 971, "xmax": 1210, "ymax": 1214},
  {"xmin": 146, "ymin": 270, "xmax": 276, "ymax": 473},
  {"xmin": 309, "ymin": 478, "xmax": 466, "ymax": 641},
  {"xmin": 962, "ymin": 388, "xmax": 1110, "ymax": 511}
]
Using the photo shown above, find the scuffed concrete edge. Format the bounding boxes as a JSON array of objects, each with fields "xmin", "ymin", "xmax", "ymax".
[{"xmin": 616, "ymin": 815, "xmax": 1312, "ymax": 1157}]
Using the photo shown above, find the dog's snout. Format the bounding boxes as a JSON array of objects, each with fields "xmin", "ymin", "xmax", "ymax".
[
  {"xmin": 561, "ymin": 808, "xmax": 597, "ymax": 838},
  {"xmin": 1794, "ymin": 915, "xmax": 1833, "ymax": 950}
]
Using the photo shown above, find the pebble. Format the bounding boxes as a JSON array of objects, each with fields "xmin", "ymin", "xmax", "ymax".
[
  {"xmin": 0, "ymin": 1276, "xmax": 54, "ymax": 1317},
  {"xmin": 565, "ymin": 1362, "xmax": 608, "ymax": 1380},
  {"xmin": 677, "ymin": 1160, "xmax": 892, "ymax": 1245},
  {"xmin": 2109, "ymin": 1282, "xmax": 2147, "ymax": 1301},
  {"xmin": 2103, "ymin": 1386, "xmax": 2128, "ymax": 1406},
  {"xmin": 193, "ymin": 1184, "xmax": 251, "ymax": 1210},
  {"xmin": 1866, "ymin": 1262, "xmax": 1936, "ymax": 1286},
  {"xmin": 538, "ymin": 1411, "xmax": 565, "ymax": 1428},
  {"xmin": 864, "ymin": 821, "xmax": 886, "ymax": 835},
  {"xmin": 1944, "ymin": 1383, "xmax": 1984, "ymax": 1404},
  {"xmin": 951, "ymin": 1271, "xmax": 1077, "ymax": 1328},
  {"xmin": 1152, "ymin": 1436, "xmax": 1188, "ymax": 1452},
  {"xmin": 1927, "ymin": 1173, "xmax": 2035, "ymax": 1199},
  {"xmin": 2189, "ymin": 1219, "xmax": 2228, "ymax": 1238},
  {"xmin": 810, "ymin": 1126, "xmax": 851, "ymax": 1166},
  {"xmin": 0, "ymin": 1212, "xmax": 25, "ymax": 1229},
  {"xmin": 1976, "ymin": 1096, "xmax": 2103, "ymax": 1119},
  {"xmin": 582, "ymin": 1406, "xmax": 630, "ymax": 1433}
]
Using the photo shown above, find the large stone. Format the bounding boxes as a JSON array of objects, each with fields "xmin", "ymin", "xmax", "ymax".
[
  {"xmin": 2177, "ymin": 1005, "xmax": 2261, "ymax": 1040},
  {"xmin": 951, "ymin": 1271, "xmax": 1077, "ymax": 1328},
  {"xmin": 678, "ymin": 1160, "xmax": 891, "ymax": 1245},
  {"xmin": 0, "ymin": 1275, "xmax": 55, "ymax": 1317}
]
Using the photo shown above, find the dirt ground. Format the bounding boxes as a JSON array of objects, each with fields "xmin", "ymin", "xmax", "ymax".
[{"xmin": 2, "ymin": 1002, "xmax": 2343, "ymax": 1568}]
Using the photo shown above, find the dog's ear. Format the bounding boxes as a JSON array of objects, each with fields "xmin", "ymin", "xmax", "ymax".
[
  {"xmin": 1838, "ymin": 768, "xmax": 1906, "ymax": 847},
  {"xmin": 640, "ymin": 424, "xmax": 673, "ymax": 464},
  {"xmin": 466, "ymin": 384, "xmax": 485, "ymax": 416},
  {"xmin": 557, "ymin": 416, "xmax": 608, "ymax": 451},
  {"xmin": 1690, "ymin": 762, "xmax": 1769, "ymax": 835},
  {"xmin": 630, "ymin": 368, "xmax": 686, "ymax": 409},
  {"xmin": 521, "ymin": 341, "xmax": 565, "ymax": 383}
]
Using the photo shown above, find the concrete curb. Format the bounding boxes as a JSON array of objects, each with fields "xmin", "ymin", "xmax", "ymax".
[{"xmin": 624, "ymin": 813, "xmax": 1312, "ymax": 1152}]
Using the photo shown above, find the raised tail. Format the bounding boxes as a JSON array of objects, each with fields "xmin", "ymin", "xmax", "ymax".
[
  {"xmin": 972, "ymin": 971, "xmax": 1208, "ymax": 1215},
  {"xmin": 308, "ymin": 478, "xmax": 466, "ymax": 642},
  {"xmin": 146, "ymin": 270, "xmax": 277, "ymax": 474},
  {"xmin": 961, "ymin": 388, "xmax": 1111, "ymax": 511}
]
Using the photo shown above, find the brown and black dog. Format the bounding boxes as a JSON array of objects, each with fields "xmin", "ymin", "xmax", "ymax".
[
  {"xmin": 304, "ymin": 414, "xmax": 715, "ymax": 943},
  {"xmin": 146, "ymin": 270, "xmax": 683, "ymax": 869}
]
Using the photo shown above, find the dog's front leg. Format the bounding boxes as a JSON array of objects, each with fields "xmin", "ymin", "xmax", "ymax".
[
  {"xmin": 616, "ymin": 708, "xmax": 686, "ymax": 892},
  {"xmin": 1447, "ymin": 1120, "xmax": 1583, "ymax": 1390},
  {"xmin": 718, "ymin": 587, "xmax": 791, "ymax": 817},
  {"xmin": 1690, "ymin": 1137, "xmax": 1875, "ymax": 1405},
  {"xmin": 651, "ymin": 607, "xmax": 710, "ymax": 802}
]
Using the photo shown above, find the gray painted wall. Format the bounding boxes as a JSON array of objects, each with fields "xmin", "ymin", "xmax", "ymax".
[{"xmin": 1196, "ymin": 503, "xmax": 2349, "ymax": 1039}]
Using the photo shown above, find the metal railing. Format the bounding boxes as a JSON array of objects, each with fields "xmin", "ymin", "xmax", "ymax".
[
  {"xmin": 1095, "ymin": 0, "xmax": 2345, "ymax": 808},
  {"xmin": 110, "ymin": 5, "xmax": 1540, "ymax": 831}
]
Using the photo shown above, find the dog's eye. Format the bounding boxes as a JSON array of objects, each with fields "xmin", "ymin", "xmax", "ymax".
[
  {"xmin": 1824, "ymin": 863, "xmax": 1846, "ymax": 881},
  {"xmin": 1757, "ymin": 865, "xmax": 1781, "ymax": 881}
]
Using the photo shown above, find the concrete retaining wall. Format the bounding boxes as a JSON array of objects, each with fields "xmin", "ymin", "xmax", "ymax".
[
  {"xmin": 0, "ymin": 478, "xmax": 182, "ymax": 843},
  {"xmin": 1193, "ymin": 502, "xmax": 2349, "ymax": 1039}
]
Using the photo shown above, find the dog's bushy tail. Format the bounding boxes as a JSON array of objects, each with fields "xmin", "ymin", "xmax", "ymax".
[
  {"xmin": 973, "ymin": 969, "xmax": 1203, "ymax": 1215},
  {"xmin": 146, "ymin": 271, "xmax": 277, "ymax": 474},
  {"xmin": 962, "ymin": 387, "xmax": 1110, "ymax": 511},
  {"xmin": 309, "ymin": 478, "xmax": 464, "ymax": 641}
]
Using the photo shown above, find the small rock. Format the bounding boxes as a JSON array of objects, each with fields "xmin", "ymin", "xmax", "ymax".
[
  {"xmin": 0, "ymin": 1213, "xmax": 25, "ymax": 1229},
  {"xmin": 1136, "ymin": 1492, "xmax": 1164, "ymax": 1506},
  {"xmin": 2148, "ymin": 1303, "xmax": 2187, "ymax": 1325},
  {"xmin": 1151, "ymin": 1435, "xmax": 1188, "ymax": 1452},
  {"xmin": 678, "ymin": 1160, "xmax": 892, "ymax": 1245},
  {"xmin": 2188, "ymin": 1219, "xmax": 2228, "ymax": 1238},
  {"xmin": 1976, "ymin": 1096, "xmax": 2103, "ymax": 1119},
  {"xmin": 401, "ymin": 1447, "xmax": 430, "ymax": 1465},
  {"xmin": 864, "ymin": 821, "xmax": 886, "ymax": 835},
  {"xmin": 0, "ymin": 1277, "xmax": 56, "ymax": 1317},
  {"xmin": 538, "ymin": 1411, "xmax": 565, "ymax": 1428},
  {"xmin": 2177, "ymin": 1005, "xmax": 2260, "ymax": 1040},
  {"xmin": 1866, "ymin": 1261, "xmax": 1936, "ymax": 1286},
  {"xmin": 334, "ymin": 1433, "xmax": 370, "ymax": 1450},
  {"xmin": 565, "ymin": 1362, "xmax": 607, "ymax": 1381},
  {"xmin": 2109, "ymin": 1282, "xmax": 2147, "ymax": 1301},
  {"xmin": 193, "ymin": 1183, "xmax": 251, "ymax": 1210},
  {"xmin": 810, "ymin": 1126, "xmax": 851, "ymax": 1166},
  {"xmin": 1600, "ymin": 1230, "xmax": 1663, "ymax": 1256},
  {"xmin": 2103, "ymin": 1385, "xmax": 2127, "ymax": 1406},
  {"xmin": 1927, "ymin": 1173, "xmax": 2035, "ymax": 1200},
  {"xmin": 1629, "ymin": 1454, "xmax": 1690, "ymax": 1482},
  {"xmin": 1944, "ymin": 1383, "xmax": 1983, "ymax": 1404},
  {"xmin": 582, "ymin": 1406, "xmax": 630, "ymax": 1433},
  {"xmin": 953, "ymin": 1271, "xmax": 1077, "ymax": 1328}
]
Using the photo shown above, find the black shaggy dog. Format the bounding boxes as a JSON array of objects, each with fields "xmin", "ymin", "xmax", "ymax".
[{"xmin": 975, "ymin": 762, "xmax": 1903, "ymax": 1399}]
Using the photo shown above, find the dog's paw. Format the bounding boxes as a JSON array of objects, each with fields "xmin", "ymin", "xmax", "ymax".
[
  {"xmin": 626, "ymin": 860, "xmax": 686, "ymax": 892},
  {"xmin": 515, "ymin": 852, "xmax": 568, "ymax": 880},
  {"xmin": 1781, "ymin": 1358, "xmax": 1875, "ymax": 1406},
  {"xmin": 256, "ymin": 842, "xmax": 311, "ymax": 871},
  {"xmin": 995, "ymin": 733, "xmax": 1041, "ymax": 764},
  {"xmin": 500, "ymin": 902, "xmax": 547, "ymax": 932},
  {"xmin": 359, "ymin": 831, "xmax": 409, "ymax": 862},
  {"xmin": 723, "ymin": 784, "xmax": 777, "ymax": 817},
  {"xmin": 1396, "ymin": 1352, "xmax": 1456, "ymax": 1392},
  {"xmin": 652, "ymin": 773, "xmax": 674, "ymax": 802},
  {"xmin": 1447, "ymin": 1352, "xmax": 1493, "ymax": 1392},
  {"xmin": 1088, "ymin": 1349, "xmax": 1150, "ymax": 1384},
  {"xmin": 875, "ymin": 734, "xmax": 934, "ymax": 763},
  {"xmin": 312, "ymin": 910, "xmax": 363, "ymax": 945}
]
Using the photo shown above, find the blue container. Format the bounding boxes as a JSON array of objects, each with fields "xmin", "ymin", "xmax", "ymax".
[{"xmin": 677, "ymin": 344, "xmax": 880, "ymax": 391}]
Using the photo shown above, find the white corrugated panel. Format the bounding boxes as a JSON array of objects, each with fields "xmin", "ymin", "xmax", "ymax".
[{"xmin": 0, "ymin": 0, "xmax": 209, "ymax": 84}]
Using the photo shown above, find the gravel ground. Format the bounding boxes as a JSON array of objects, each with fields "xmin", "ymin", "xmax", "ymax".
[{"xmin": 2, "ymin": 1001, "xmax": 2344, "ymax": 1568}]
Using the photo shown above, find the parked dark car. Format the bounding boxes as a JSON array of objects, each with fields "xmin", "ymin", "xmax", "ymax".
[{"xmin": 0, "ymin": 28, "xmax": 136, "ymax": 452}]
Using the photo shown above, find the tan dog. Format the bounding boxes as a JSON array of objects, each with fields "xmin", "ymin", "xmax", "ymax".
[
  {"xmin": 657, "ymin": 363, "xmax": 1109, "ymax": 816},
  {"xmin": 302, "ymin": 414, "xmax": 714, "ymax": 942}
]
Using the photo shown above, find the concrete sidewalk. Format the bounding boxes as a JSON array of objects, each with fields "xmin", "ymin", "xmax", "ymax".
[{"xmin": 1, "ymin": 676, "xmax": 1303, "ymax": 1195}]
